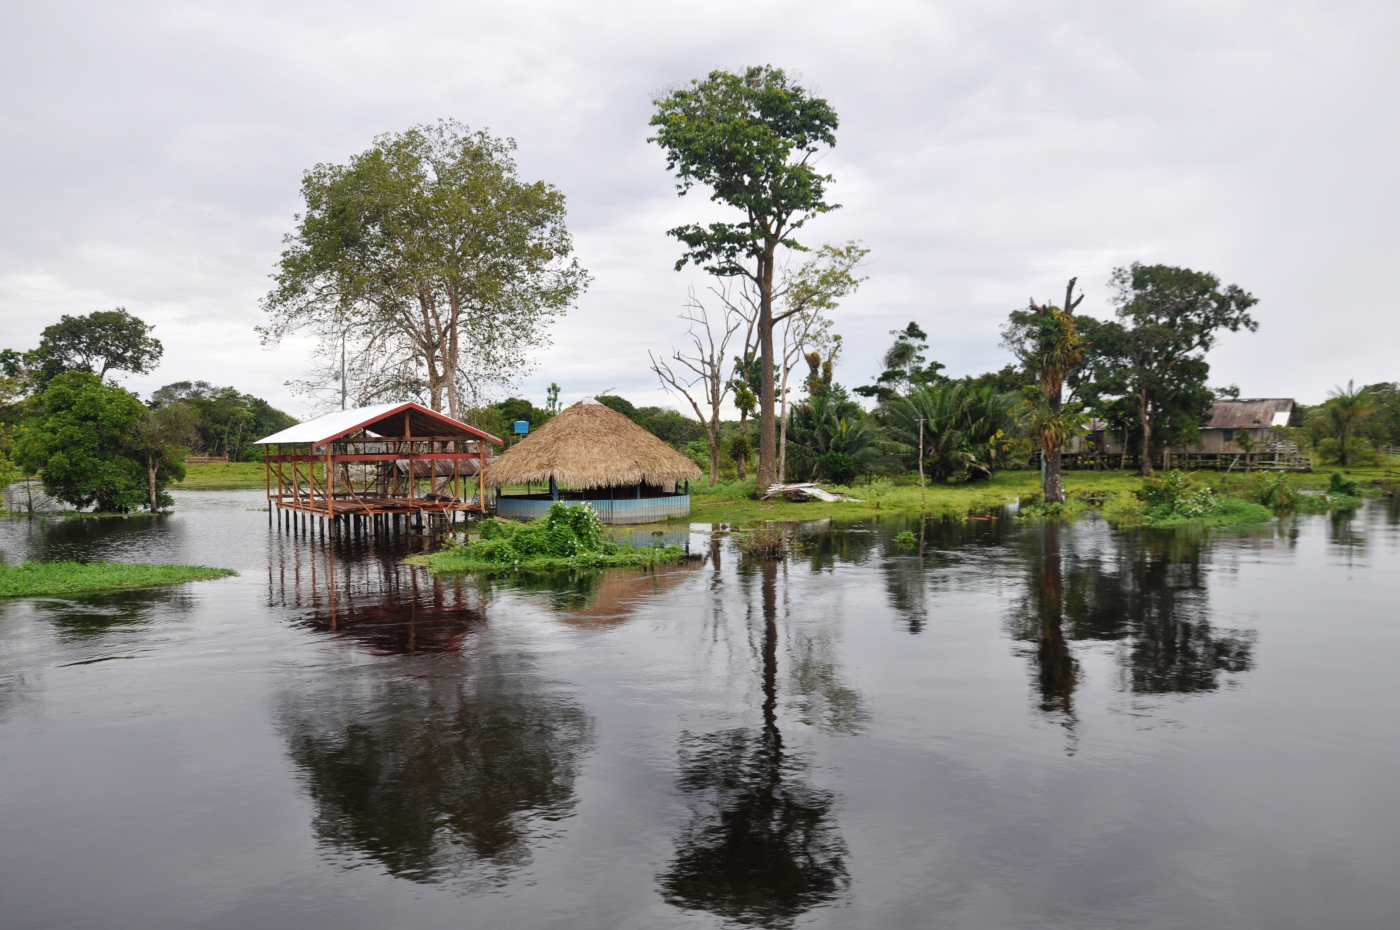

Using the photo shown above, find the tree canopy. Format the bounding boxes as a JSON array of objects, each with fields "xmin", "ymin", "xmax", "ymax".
[
  {"xmin": 15, "ymin": 372, "xmax": 151, "ymax": 512},
  {"xmin": 32, "ymin": 308, "xmax": 163, "ymax": 385},
  {"xmin": 260, "ymin": 120, "xmax": 588, "ymax": 417},
  {"xmin": 1078, "ymin": 263, "xmax": 1258, "ymax": 474}
]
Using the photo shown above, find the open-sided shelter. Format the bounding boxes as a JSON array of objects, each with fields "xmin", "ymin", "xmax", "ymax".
[
  {"xmin": 256, "ymin": 402, "xmax": 502, "ymax": 532},
  {"xmin": 486, "ymin": 398, "xmax": 702, "ymax": 524}
]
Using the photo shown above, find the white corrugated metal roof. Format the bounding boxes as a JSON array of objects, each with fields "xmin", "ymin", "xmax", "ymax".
[{"xmin": 254, "ymin": 402, "xmax": 409, "ymax": 445}]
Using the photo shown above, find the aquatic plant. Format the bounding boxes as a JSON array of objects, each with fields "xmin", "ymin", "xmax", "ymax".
[
  {"xmin": 412, "ymin": 503, "xmax": 687, "ymax": 573},
  {"xmin": 0, "ymin": 561, "xmax": 235, "ymax": 598}
]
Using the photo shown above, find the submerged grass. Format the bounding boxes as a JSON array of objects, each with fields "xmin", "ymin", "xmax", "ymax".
[
  {"xmin": 0, "ymin": 561, "xmax": 237, "ymax": 597},
  {"xmin": 410, "ymin": 502, "xmax": 688, "ymax": 575}
]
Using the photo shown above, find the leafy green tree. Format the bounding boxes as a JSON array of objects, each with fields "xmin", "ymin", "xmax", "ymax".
[
  {"xmin": 1321, "ymin": 380, "xmax": 1376, "ymax": 467},
  {"xmin": 650, "ymin": 66, "xmax": 840, "ymax": 491},
  {"xmin": 30, "ymin": 309, "xmax": 163, "ymax": 387},
  {"xmin": 133, "ymin": 402, "xmax": 196, "ymax": 511},
  {"xmin": 150, "ymin": 381, "xmax": 297, "ymax": 461},
  {"xmin": 15, "ymin": 372, "xmax": 150, "ymax": 512},
  {"xmin": 855, "ymin": 323, "xmax": 946, "ymax": 403},
  {"xmin": 1081, "ymin": 264, "xmax": 1257, "ymax": 475},
  {"xmin": 261, "ymin": 120, "xmax": 588, "ymax": 417}
]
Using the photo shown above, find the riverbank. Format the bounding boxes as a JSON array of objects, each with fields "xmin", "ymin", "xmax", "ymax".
[
  {"xmin": 0, "ymin": 561, "xmax": 237, "ymax": 597},
  {"xmin": 685, "ymin": 464, "xmax": 1397, "ymax": 527}
]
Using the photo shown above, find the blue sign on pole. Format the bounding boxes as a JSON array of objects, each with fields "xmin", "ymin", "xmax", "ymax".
[{"xmin": 513, "ymin": 420, "xmax": 530, "ymax": 435}]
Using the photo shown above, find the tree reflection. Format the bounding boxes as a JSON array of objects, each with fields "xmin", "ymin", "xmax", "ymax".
[
  {"xmin": 278, "ymin": 651, "xmax": 593, "ymax": 888},
  {"xmin": 659, "ymin": 559, "xmax": 849, "ymax": 928},
  {"xmin": 1008, "ymin": 523, "xmax": 1255, "ymax": 734}
]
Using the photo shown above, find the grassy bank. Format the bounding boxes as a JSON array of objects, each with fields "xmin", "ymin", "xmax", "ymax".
[
  {"xmin": 174, "ymin": 461, "xmax": 268, "ymax": 490},
  {"xmin": 687, "ymin": 470, "xmax": 1142, "ymax": 525},
  {"xmin": 0, "ymin": 561, "xmax": 237, "ymax": 597},
  {"xmin": 684, "ymin": 462, "xmax": 1397, "ymax": 528}
]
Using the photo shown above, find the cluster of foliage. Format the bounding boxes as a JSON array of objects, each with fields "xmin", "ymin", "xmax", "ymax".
[
  {"xmin": 854, "ymin": 323, "xmax": 946, "ymax": 402},
  {"xmin": 413, "ymin": 503, "xmax": 687, "ymax": 573},
  {"xmin": 0, "ymin": 308, "xmax": 298, "ymax": 513},
  {"xmin": 0, "ymin": 560, "xmax": 235, "ymax": 598},
  {"xmin": 595, "ymin": 395, "xmax": 706, "ymax": 448},
  {"xmin": 1101, "ymin": 471, "xmax": 1272, "ymax": 528},
  {"xmin": 1301, "ymin": 381, "xmax": 1398, "ymax": 467},
  {"xmin": 149, "ymin": 381, "xmax": 296, "ymax": 462},
  {"xmin": 260, "ymin": 120, "xmax": 589, "ymax": 418},
  {"xmin": 1, "ymin": 308, "xmax": 163, "ymax": 397}
]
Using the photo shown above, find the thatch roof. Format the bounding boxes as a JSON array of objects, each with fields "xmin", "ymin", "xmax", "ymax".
[{"xmin": 485, "ymin": 398, "xmax": 702, "ymax": 489}]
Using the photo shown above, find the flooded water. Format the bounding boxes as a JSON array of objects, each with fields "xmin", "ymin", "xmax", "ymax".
[{"xmin": 1, "ymin": 491, "xmax": 1398, "ymax": 929}]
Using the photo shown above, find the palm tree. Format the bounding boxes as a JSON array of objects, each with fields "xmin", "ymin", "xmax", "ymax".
[
  {"xmin": 883, "ymin": 383, "xmax": 1021, "ymax": 482},
  {"xmin": 1323, "ymin": 380, "xmax": 1375, "ymax": 467},
  {"xmin": 785, "ymin": 395, "xmax": 882, "ymax": 485}
]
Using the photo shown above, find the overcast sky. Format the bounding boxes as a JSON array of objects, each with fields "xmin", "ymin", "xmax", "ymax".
[{"xmin": 1, "ymin": 0, "xmax": 1396, "ymax": 417}]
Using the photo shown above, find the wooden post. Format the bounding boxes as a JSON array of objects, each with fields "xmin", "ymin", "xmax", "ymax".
[
  {"xmin": 326, "ymin": 441, "xmax": 334, "ymax": 521},
  {"xmin": 919, "ymin": 418, "xmax": 926, "ymax": 509}
]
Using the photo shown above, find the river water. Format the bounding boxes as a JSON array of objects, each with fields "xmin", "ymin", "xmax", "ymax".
[{"xmin": 1, "ymin": 490, "xmax": 1398, "ymax": 929}]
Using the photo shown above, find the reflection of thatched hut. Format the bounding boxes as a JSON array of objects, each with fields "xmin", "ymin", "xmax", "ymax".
[{"xmin": 487, "ymin": 398, "xmax": 702, "ymax": 524}]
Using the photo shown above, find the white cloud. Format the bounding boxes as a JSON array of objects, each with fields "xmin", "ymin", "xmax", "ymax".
[{"xmin": 1, "ymin": 0, "xmax": 1395, "ymax": 416}]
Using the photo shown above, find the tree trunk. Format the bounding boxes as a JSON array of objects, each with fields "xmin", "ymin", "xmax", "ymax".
[
  {"xmin": 756, "ymin": 254, "xmax": 777, "ymax": 493},
  {"xmin": 1137, "ymin": 397, "xmax": 1154, "ymax": 476},
  {"xmin": 147, "ymin": 454, "xmax": 158, "ymax": 512},
  {"xmin": 1044, "ymin": 378, "xmax": 1065, "ymax": 504},
  {"xmin": 736, "ymin": 413, "xmax": 748, "ymax": 481},
  {"xmin": 1044, "ymin": 447, "xmax": 1064, "ymax": 504}
]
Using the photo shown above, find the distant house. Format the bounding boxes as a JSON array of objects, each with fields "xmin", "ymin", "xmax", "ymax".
[
  {"xmin": 1060, "ymin": 398, "xmax": 1305, "ymax": 469},
  {"xmin": 1194, "ymin": 398, "xmax": 1302, "ymax": 453}
]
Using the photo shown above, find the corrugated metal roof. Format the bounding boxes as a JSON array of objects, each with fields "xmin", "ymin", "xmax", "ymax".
[
  {"xmin": 254, "ymin": 402, "xmax": 502, "ymax": 446},
  {"xmin": 1204, "ymin": 399, "xmax": 1299, "ymax": 430}
]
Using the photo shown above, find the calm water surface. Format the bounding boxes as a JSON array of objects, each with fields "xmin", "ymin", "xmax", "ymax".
[{"xmin": 1, "ymin": 491, "xmax": 1398, "ymax": 929}]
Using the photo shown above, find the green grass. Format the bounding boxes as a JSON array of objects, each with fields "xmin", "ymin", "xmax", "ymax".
[
  {"xmin": 409, "ymin": 545, "xmax": 687, "ymax": 574},
  {"xmin": 687, "ymin": 470, "xmax": 1146, "ymax": 526},
  {"xmin": 0, "ymin": 561, "xmax": 237, "ymax": 598},
  {"xmin": 175, "ymin": 462, "xmax": 269, "ymax": 490}
]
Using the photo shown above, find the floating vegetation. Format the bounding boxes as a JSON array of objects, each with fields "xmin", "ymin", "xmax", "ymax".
[
  {"xmin": 409, "ymin": 503, "xmax": 688, "ymax": 574},
  {"xmin": 0, "ymin": 561, "xmax": 236, "ymax": 598}
]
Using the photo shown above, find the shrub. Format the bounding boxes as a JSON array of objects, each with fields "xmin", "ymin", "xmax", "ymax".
[
  {"xmin": 1242, "ymin": 472, "xmax": 1299, "ymax": 510},
  {"xmin": 1326, "ymin": 472, "xmax": 1360, "ymax": 497}
]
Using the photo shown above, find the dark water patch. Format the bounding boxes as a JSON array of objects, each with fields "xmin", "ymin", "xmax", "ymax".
[{"xmin": 0, "ymin": 490, "xmax": 1398, "ymax": 928}]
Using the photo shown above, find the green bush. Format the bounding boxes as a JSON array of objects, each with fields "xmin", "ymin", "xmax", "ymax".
[
  {"xmin": 412, "ymin": 503, "xmax": 687, "ymax": 573},
  {"xmin": 1242, "ymin": 472, "xmax": 1299, "ymax": 510},
  {"xmin": 1326, "ymin": 472, "xmax": 1360, "ymax": 497}
]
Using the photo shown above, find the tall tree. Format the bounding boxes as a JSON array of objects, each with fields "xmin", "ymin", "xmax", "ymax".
[
  {"xmin": 1002, "ymin": 278, "xmax": 1086, "ymax": 504},
  {"xmin": 1088, "ymin": 264, "xmax": 1258, "ymax": 475},
  {"xmin": 31, "ymin": 308, "xmax": 163, "ymax": 386},
  {"xmin": 260, "ymin": 120, "xmax": 589, "ymax": 417},
  {"xmin": 1322, "ymin": 380, "xmax": 1375, "ymax": 467},
  {"xmin": 650, "ymin": 66, "xmax": 840, "ymax": 492}
]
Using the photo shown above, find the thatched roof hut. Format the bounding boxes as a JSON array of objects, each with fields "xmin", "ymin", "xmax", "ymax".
[{"xmin": 486, "ymin": 398, "xmax": 701, "ymax": 490}]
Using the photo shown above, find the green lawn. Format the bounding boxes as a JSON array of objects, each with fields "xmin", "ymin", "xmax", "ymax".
[
  {"xmin": 0, "ymin": 561, "xmax": 237, "ymax": 597},
  {"xmin": 684, "ymin": 462, "xmax": 1399, "ymax": 527},
  {"xmin": 175, "ymin": 462, "xmax": 269, "ymax": 490}
]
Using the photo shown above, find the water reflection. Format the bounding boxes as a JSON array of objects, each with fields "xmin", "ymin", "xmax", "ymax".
[
  {"xmin": 1007, "ymin": 521, "xmax": 1257, "ymax": 742},
  {"xmin": 278, "ymin": 651, "xmax": 594, "ymax": 888},
  {"xmin": 659, "ymin": 557, "xmax": 849, "ymax": 928}
]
